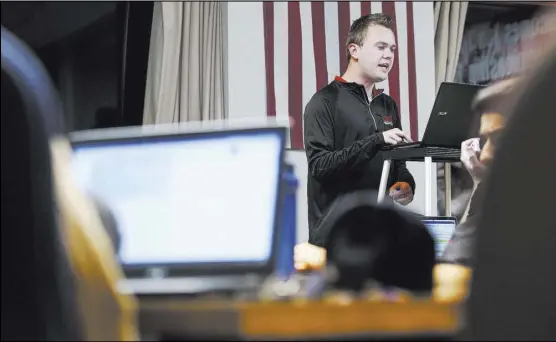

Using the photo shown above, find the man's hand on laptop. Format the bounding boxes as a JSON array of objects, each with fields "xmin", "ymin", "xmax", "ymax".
[
  {"xmin": 382, "ymin": 128, "xmax": 412, "ymax": 145},
  {"xmin": 460, "ymin": 138, "xmax": 485, "ymax": 184},
  {"xmin": 389, "ymin": 182, "xmax": 413, "ymax": 206}
]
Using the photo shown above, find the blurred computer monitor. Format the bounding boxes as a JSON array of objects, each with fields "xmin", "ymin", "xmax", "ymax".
[
  {"xmin": 70, "ymin": 125, "xmax": 287, "ymax": 293},
  {"xmin": 421, "ymin": 216, "xmax": 457, "ymax": 258}
]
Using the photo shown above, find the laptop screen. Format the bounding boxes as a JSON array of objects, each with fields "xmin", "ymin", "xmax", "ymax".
[
  {"xmin": 71, "ymin": 129, "xmax": 283, "ymax": 267},
  {"xmin": 421, "ymin": 217, "xmax": 457, "ymax": 257}
]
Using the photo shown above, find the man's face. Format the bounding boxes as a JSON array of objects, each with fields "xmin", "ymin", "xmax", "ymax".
[
  {"xmin": 349, "ymin": 25, "xmax": 396, "ymax": 82},
  {"xmin": 473, "ymin": 77, "xmax": 518, "ymax": 168},
  {"xmin": 478, "ymin": 112, "xmax": 505, "ymax": 166}
]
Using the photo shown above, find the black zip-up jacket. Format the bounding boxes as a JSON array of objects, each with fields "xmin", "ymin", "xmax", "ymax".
[{"xmin": 304, "ymin": 77, "xmax": 416, "ymax": 242}]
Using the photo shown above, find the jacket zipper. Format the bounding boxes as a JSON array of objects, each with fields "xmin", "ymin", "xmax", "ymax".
[
  {"xmin": 351, "ymin": 85, "xmax": 382, "ymax": 133},
  {"xmin": 363, "ymin": 88, "xmax": 381, "ymax": 132},
  {"xmin": 367, "ymin": 100, "xmax": 378, "ymax": 132}
]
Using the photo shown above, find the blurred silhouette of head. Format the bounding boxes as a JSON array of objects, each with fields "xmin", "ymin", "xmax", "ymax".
[{"xmin": 312, "ymin": 190, "xmax": 435, "ymax": 294}]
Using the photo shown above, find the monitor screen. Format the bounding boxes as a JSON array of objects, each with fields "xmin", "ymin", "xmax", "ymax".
[
  {"xmin": 71, "ymin": 130, "xmax": 283, "ymax": 266},
  {"xmin": 421, "ymin": 218, "xmax": 457, "ymax": 257}
]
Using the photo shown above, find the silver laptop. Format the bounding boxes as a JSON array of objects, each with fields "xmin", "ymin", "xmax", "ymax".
[
  {"xmin": 70, "ymin": 124, "xmax": 287, "ymax": 295},
  {"xmin": 421, "ymin": 216, "xmax": 457, "ymax": 258}
]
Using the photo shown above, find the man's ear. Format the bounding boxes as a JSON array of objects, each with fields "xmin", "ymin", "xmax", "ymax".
[{"xmin": 348, "ymin": 43, "xmax": 359, "ymax": 61}]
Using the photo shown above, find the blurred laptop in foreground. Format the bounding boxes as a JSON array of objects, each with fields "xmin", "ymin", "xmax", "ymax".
[{"xmin": 70, "ymin": 123, "xmax": 288, "ymax": 296}]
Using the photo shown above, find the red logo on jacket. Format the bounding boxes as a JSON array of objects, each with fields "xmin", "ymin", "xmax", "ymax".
[{"xmin": 383, "ymin": 115, "xmax": 394, "ymax": 126}]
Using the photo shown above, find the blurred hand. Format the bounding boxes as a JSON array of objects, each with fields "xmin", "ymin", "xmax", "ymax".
[
  {"xmin": 382, "ymin": 128, "xmax": 412, "ymax": 145},
  {"xmin": 389, "ymin": 181, "xmax": 413, "ymax": 206},
  {"xmin": 460, "ymin": 138, "xmax": 485, "ymax": 183}
]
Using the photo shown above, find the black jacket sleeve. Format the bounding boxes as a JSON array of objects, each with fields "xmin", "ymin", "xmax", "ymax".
[
  {"xmin": 303, "ymin": 95, "xmax": 385, "ymax": 182},
  {"xmin": 392, "ymin": 101, "xmax": 416, "ymax": 193}
]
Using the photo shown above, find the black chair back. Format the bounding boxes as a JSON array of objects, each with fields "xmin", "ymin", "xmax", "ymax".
[{"xmin": 1, "ymin": 26, "xmax": 82, "ymax": 340}]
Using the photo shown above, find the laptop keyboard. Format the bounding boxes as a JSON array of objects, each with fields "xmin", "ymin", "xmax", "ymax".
[{"xmin": 425, "ymin": 146, "xmax": 460, "ymax": 157}]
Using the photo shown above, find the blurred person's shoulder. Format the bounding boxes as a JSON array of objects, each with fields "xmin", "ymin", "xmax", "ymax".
[{"xmin": 439, "ymin": 181, "xmax": 486, "ymax": 267}]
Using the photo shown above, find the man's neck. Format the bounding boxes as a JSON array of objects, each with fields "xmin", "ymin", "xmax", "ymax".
[{"xmin": 341, "ymin": 67, "xmax": 376, "ymax": 98}]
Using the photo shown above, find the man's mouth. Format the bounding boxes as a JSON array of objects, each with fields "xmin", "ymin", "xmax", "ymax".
[{"xmin": 378, "ymin": 63, "xmax": 390, "ymax": 70}]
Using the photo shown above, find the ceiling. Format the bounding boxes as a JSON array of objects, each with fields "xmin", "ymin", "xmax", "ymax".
[
  {"xmin": 1, "ymin": 1, "xmax": 117, "ymax": 49},
  {"xmin": 0, "ymin": 2, "xmax": 44, "ymax": 31},
  {"xmin": 466, "ymin": 2, "xmax": 541, "ymax": 26}
]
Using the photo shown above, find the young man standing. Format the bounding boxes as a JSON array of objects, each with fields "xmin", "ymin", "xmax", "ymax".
[{"xmin": 303, "ymin": 14, "xmax": 415, "ymax": 242}]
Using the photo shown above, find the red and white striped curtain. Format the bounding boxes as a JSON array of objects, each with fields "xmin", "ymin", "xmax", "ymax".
[{"xmin": 262, "ymin": 1, "xmax": 420, "ymax": 149}]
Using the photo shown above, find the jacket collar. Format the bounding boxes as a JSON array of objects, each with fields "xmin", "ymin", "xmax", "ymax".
[{"xmin": 334, "ymin": 76, "xmax": 384, "ymax": 98}]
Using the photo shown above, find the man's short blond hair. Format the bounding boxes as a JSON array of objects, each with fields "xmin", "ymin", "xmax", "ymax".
[{"xmin": 345, "ymin": 13, "xmax": 395, "ymax": 64}]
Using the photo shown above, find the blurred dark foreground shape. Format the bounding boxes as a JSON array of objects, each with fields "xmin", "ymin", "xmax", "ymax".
[
  {"xmin": 464, "ymin": 30, "xmax": 556, "ymax": 341},
  {"xmin": 1, "ymin": 26, "xmax": 138, "ymax": 341}
]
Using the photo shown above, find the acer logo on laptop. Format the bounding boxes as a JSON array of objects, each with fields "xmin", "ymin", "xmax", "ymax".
[{"xmin": 438, "ymin": 112, "xmax": 448, "ymax": 116}]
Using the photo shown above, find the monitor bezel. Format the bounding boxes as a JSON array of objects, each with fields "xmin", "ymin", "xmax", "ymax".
[
  {"xmin": 70, "ymin": 125, "xmax": 287, "ymax": 279},
  {"xmin": 420, "ymin": 216, "xmax": 458, "ymax": 224}
]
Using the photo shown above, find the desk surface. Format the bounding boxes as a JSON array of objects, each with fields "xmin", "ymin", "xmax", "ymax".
[
  {"xmin": 139, "ymin": 296, "xmax": 461, "ymax": 340},
  {"xmin": 381, "ymin": 148, "xmax": 460, "ymax": 163}
]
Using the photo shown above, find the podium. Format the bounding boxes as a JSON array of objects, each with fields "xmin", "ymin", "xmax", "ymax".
[{"xmin": 377, "ymin": 148, "xmax": 461, "ymax": 216}]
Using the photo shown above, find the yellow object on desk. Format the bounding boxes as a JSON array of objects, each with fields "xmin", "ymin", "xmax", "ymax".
[
  {"xmin": 433, "ymin": 264, "xmax": 472, "ymax": 304},
  {"xmin": 50, "ymin": 138, "xmax": 139, "ymax": 341},
  {"xmin": 294, "ymin": 242, "xmax": 327, "ymax": 272}
]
